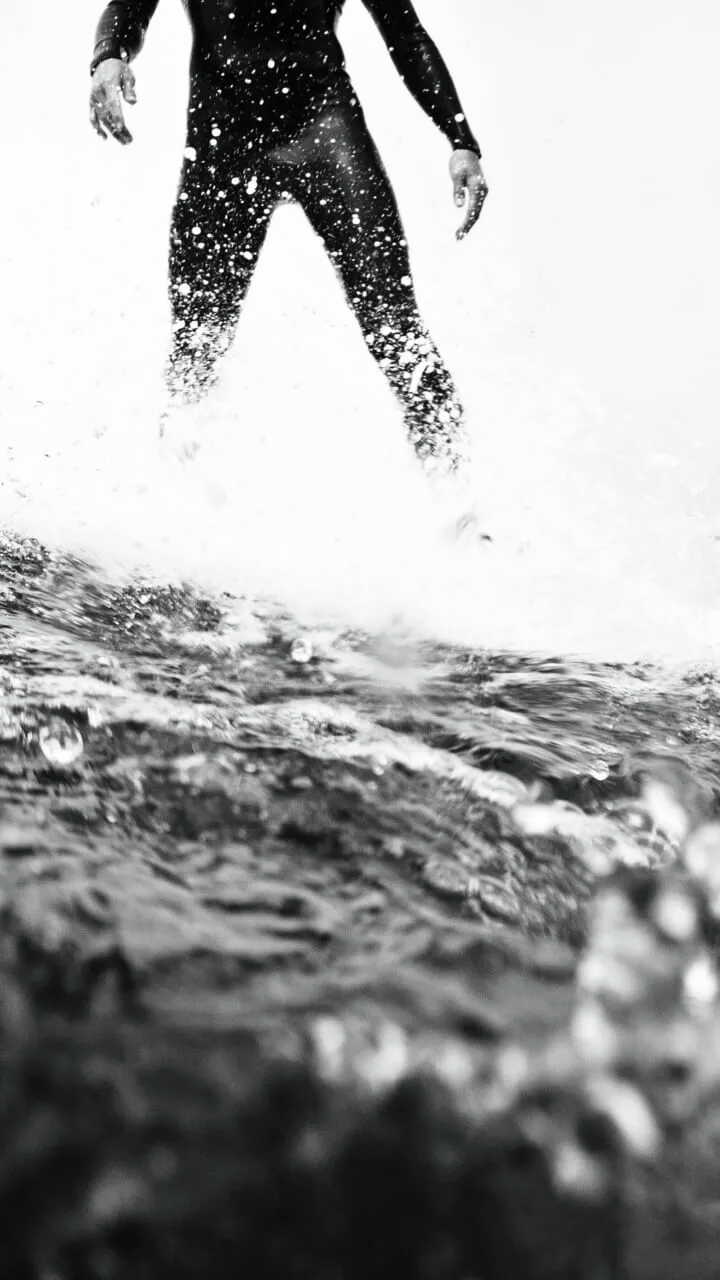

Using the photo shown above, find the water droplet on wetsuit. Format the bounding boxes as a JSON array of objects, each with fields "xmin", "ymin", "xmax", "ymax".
[{"xmin": 38, "ymin": 720, "xmax": 84, "ymax": 767}]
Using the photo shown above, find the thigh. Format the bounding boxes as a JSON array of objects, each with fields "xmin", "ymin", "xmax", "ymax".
[
  {"xmin": 170, "ymin": 85, "xmax": 278, "ymax": 301},
  {"xmin": 281, "ymin": 97, "xmax": 418, "ymax": 320}
]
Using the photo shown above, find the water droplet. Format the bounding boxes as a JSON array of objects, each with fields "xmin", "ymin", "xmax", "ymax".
[
  {"xmin": 423, "ymin": 857, "xmax": 472, "ymax": 899},
  {"xmin": 290, "ymin": 638, "xmax": 313, "ymax": 664},
  {"xmin": 513, "ymin": 802, "xmax": 558, "ymax": 836},
  {"xmin": 0, "ymin": 709, "xmax": 22, "ymax": 742},
  {"xmin": 361, "ymin": 1023, "xmax": 408, "ymax": 1090},
  {"xmin": 626, "ymin": 809, "xmax": 646, "ymax": 829},
  {"xmin": 383, "ymin": 837, "xmax": 405, "ymax": 859},
  {"xmin": 310, "ymin": 1016, "xmax": 346, "ymax": 1080},
  {"xmin": 39, "ymin": 720, "xmax": 84, "ymax": 767}
]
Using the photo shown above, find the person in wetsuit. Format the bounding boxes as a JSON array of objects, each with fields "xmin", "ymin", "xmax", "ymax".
[{"xmin": 89, "ymin": 1, "xmax": 487, "ymax": 475}]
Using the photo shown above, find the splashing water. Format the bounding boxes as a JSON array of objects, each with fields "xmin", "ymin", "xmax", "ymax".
[{"xmin": 2, "ymin": 0, "xmax": 719, "ymax": 667}]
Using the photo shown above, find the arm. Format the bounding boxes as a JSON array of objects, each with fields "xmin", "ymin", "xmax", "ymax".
[
  {"xmin": 361, "ymin": 0, "xmax": 481, "ymax": 155},
  {"xmin": 90, "ymin": 0, "xmax": 161, "ymax": 75},
  {"xmin": 89, "ymin": 2, "xmax": 160, "ymax": 144},
  {"xmin": 361, "ymin": 0, "xmax": 488, "ymax": 237}
]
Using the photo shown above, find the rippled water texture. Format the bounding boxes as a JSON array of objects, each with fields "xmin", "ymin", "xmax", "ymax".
[{"xmin": 2, "ymin": 1, "xmax": 720, "ymax": 1276}]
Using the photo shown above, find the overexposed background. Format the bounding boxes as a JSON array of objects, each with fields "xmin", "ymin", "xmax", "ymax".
[{"xmin": 1, "ymin": 1, "xmax": 719, "ymax": 660}]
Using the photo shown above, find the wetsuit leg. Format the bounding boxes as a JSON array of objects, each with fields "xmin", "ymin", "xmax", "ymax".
[
  {"xmin": 273, "ymin": 96, "xmax": 468, "ymax": 473},
  {"xmin": 166, "ymin": 90, "xmax": 275, "ymax": 404}
]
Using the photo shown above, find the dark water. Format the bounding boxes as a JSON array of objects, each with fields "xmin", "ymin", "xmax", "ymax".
[{"xmin": 2, "ymin": 530, "xmax": 720, "ymax": 1278}]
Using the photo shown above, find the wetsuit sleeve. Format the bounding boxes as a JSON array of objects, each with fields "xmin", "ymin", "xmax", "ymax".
[
  {"xmin": 361, "ymin": 0, "xmax": 481, "ymax": 155},
  {"xmin": 90, "ymin": 1, "xmax": 161, "ymax": 74}
]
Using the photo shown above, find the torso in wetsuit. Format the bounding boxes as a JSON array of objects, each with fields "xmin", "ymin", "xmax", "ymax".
[
  {"xmin": 188, "ymin": 0, "xmax": 346, "ymax": 72},
  {"xmin": 92, "ymin": 0, "xmax": 481, "ymax": 154}
]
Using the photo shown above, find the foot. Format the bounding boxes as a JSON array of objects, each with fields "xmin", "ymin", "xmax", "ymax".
[
  {"xmin": 158, "ymin": 403, "xmax": 202, "ymax": 463},
  {"xmin": 420, "ymin": 460, "xmax": 492, "ymax": 545},
  {"xmin": 447, "ymin": 510, "xmax": 493, "ymax": 545}
]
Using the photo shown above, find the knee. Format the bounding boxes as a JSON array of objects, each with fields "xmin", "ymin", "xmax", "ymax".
[
  {"xmin": 350, "ymin": 266, "xmax": 416, "ymax": 324},
  {"xmin": 360, "ymin": 314, "xmax": 430, "ymax": 371},
  {"xmin": 168, "ymin": 260, "xmax": 245, "ymax": 333}
]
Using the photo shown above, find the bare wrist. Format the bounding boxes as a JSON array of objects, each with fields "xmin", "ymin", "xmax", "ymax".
[{"xmin": 90, "ymin": 44, "xmax": 129, "ymax": 77}]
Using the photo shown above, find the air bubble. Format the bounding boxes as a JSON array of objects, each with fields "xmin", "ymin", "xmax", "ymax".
[
  {"xmin": 39, "ymin": 720, "xmax": 84, "ymax": 768},
  {"xmin": 290, "ymin": 638, "xmax": 313, "ymax": 664}
]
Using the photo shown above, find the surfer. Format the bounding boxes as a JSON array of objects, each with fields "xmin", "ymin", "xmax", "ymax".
[{"xmin": 89, "ymin": 1, "xmax": 488, "ymax": 479}]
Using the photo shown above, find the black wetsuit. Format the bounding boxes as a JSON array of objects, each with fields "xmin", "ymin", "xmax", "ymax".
[{"xmin": 92, "ymin": 1, "xmax": 481, "ymax": 469}]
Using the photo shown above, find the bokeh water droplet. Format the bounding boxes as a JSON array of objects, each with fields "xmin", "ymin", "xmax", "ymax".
[
  {"xmin": 38, "ymin": 720, "xmax": 84, "ymax": 767},
  {"xmin": 290, "ymin": 776, "xmax": 313, "ymax": 790},
  {"xmin": 290, "ymin": 637, "xmax": 313, "ymax": 664},
  {"xmin": 0, "ymin": 709, "xmax": 22, "ymax": 742}
]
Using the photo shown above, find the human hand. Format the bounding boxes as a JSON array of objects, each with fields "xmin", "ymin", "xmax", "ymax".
[
  {"xmin": 90, "ymin": 58, "xmax": 137, "ymax": 145},
  {"xmin": 450, "ymin": 150, "xmax": 488, "ymax": 240}
]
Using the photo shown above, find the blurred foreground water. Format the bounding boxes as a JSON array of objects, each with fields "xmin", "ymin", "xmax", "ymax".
[{"xmin": 2, "ymin": 530, "xmax": 720, "ymax": 1277}]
